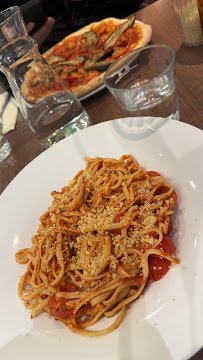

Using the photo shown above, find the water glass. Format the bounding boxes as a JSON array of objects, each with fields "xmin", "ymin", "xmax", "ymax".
[
  {"xmin": 104, "ymin": 44, "xmax": 180, "ymax": 122},
  {"xmin": 0, "ymin": 131, "xmax": 11, "ymax": 164},
  {"xmin": 0, "ymin": 7, "xmax": 90, "ymax": 148},
  {"xmin": 172, "ymin": 0, "xmax": 203, "ymax": 46}
]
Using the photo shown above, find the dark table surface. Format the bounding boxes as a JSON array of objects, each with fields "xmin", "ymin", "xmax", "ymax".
[{"xmin": 0, "ymin": 0, "xmax": 203, "ymax": 358}]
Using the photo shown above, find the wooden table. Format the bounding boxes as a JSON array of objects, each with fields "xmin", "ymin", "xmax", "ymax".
[{"xmin": 0, "ymin": 1, "xmax": 203, "ymax": 358}]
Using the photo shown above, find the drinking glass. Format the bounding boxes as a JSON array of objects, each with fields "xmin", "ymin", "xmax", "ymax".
[
  {"xmin": 172, "ymin": 0, "xmax": 203, "ymax": 46},
  {"xmin": 0, "ymin": 7, "xmax": 91, "ymax": 148},
  {"xmin": 104, "ymin": 45, "xmax": 180, "ymax": 123},
  {"xmin": 0, "ymin": 131, "xmax": 11, "ymax": 164}
]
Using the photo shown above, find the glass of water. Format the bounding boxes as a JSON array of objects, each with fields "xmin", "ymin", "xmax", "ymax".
[
  {"xmin": 104, "ymin": 44, "xmax": 180, "ymax": 122},
  {"xmin": 0, "ymin": 7, "xmax": 90, "ymax": 148}
]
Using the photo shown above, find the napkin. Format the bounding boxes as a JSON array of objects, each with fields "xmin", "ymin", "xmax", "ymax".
[{"xmin": 0, "ymin": 91, "xmax": 18, "ymax": 134}]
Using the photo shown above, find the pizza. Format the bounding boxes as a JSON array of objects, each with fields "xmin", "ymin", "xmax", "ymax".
[
  {"xmin": 21, "ymin": 17, "xmax": 152, "ymax": 103},
  {"xmin": 44, "ymin": 16, "xmax": 152, "ymax": 99},
  {"xmin": 21, "ymin": 54, "xmax": 68, "ymax": 103}
]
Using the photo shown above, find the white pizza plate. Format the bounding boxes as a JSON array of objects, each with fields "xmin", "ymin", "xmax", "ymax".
[
  {"xmin": 0, "ymin": 118, "xmax": 203, "ymax": 360},
  {"xmin": 79, "ymin": 84, "xmax": 105, "ymax": 101}
]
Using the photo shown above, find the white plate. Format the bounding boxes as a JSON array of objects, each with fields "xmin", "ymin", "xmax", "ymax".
[
  {"xmin": 0, "ymin": 119, "xmax": 203, "ymax": 360},
  {"xmin": 79, "ymin": 84, "xmax": 105, "ymax": 101}
]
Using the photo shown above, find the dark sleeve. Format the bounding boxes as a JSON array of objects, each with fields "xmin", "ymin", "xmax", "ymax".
[
  {"xmin": 82, "ymin": 0, "xmax": 143, "ymax": 21},
  {"xmin": 0, "ymin": 0, "xmax": 28, "ymax": 11},
  {"xmin": 42, "ymin": 0, "xmax": 67, "ymax": 18}
]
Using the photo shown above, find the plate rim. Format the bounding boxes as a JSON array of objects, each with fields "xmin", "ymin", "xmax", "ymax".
[
  {"xmin": 0, "ymin": 118, "xmax": 203, "ymax": 360},
  {"xmin": 1, "ymin": 118, "xmax": 203, "ymax": 199}
]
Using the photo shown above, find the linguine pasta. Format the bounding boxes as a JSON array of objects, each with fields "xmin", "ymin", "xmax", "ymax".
[{"xmin": 16, "ymin": 155, "xmax": 179, "ymax": 336}]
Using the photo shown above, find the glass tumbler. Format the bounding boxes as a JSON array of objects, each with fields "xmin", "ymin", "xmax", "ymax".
[
  {"xmin": 172, "ymin": 0, "xmax": 203, "ymax": 46},
  {"xmin": 0, "ymin": 131, "xmax": 11, "ymax": 164},
  {"xmin": 104, "ymin": 44, "xmax": 180, "ymax": 121},
  {"xmin": 0, "ymin": 7, "xmax": 91, "ymax": 148}
]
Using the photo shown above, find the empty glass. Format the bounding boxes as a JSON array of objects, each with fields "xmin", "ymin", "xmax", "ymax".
[
  {"xmin": 0, "ymin": 7, "xmax": 90, "ymax": 148},
  {"xmin": 104, "ymin": 45, "xmax": 180, "ymax": 124}
]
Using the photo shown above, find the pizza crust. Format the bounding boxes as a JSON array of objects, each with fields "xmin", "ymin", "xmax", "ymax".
[{"xmin": 44, "ymin": 17, "xmax": 152, "ymax": 100}]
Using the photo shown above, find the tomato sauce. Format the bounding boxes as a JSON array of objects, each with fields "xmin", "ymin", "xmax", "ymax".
[
  {"xmin": 148, "ymin": 234, "xmax": 176, "ymax": 281},
  {"xmin": 112, "ymin": 212, "xmax": 125, "ymax": 235},
  {"xmin": 48, "ymin": 283, "xmax": 78, "ymax": 319}
]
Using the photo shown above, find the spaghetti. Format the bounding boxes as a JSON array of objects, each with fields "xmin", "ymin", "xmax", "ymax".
[{"xmin": 16, "ymin": 155, "xmax": 179, "ymax": 336}]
